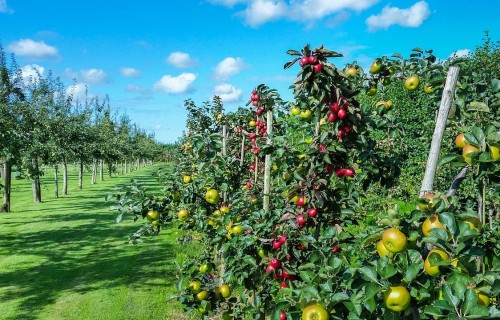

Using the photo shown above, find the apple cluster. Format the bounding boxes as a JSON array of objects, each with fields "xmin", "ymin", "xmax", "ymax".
[
  {"xmin": 327, "ymin": 98, "xmax": 352, "ymax": 140},
  {"xmin": 250, "ymin": 90, "xmax": 261, "ymax": 107},
  {"xmin": 299, "ymin": 54, "xmax": 323, "ymax": 73}
]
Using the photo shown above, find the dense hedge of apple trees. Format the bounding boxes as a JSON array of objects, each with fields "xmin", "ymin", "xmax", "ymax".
[
  {"xmin": 0, "ymin": 43, "xmax": 167, "ymax": 212},
  {"xmin": 108, "ymin": 37, "xmax": 499, "ymax": 319}
]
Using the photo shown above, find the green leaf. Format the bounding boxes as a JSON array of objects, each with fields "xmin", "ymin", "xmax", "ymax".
[
  {"xmin": 466, "ymin": 305, "xmax": 490, "ymax": 318},
  {"xmin": 331, "ymin": 292, "xmax": 350, "ymax": 302},
  {"xmin": 439, "ymin": 212, "xmax": 457, "ymax": 236},
  {"xmin": 286, "ymin": 49, "xmax": 302, "ymax": 56},
  {"xmin": 364, "ymin": 282, "xmax": 380, "ymax": 300},
  {"xmin": 377, "ymin": 258, "xmax": 397, "ymax": 279},
  {"xmin": 405, "ymin": 264, "xmax": 421, "ymax": 282},
  {"xmin": 423, "ymin": 305, "xmax": 443, "ymax": 317},
  {"xmin": 438, "ymin": 154, "xmax": 463, "ymax": 166},
  {"xmin": 471, "ymin": 126, "xmax": 486, "ymax": 149},
  {"xmin": 468, "ymin": 101, "xmax": 490, "ymax": 112},
  {"xmin": 463, "ymin": 288, "xmax": 478, "ymax": 315},
  {"xmin": 358, "ymin": 266, "xmax": 378, "ymax": 283}
]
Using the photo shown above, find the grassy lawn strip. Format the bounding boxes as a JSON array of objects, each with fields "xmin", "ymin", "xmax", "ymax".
[{"xmin": 0, "ymin": 164, "xmax": 194, "ymax": 320}]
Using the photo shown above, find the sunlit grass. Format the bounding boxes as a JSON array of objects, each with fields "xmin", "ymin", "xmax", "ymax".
[{"xmin": 0, "ymin": 163, "xmax": 195, "ymax": 320}]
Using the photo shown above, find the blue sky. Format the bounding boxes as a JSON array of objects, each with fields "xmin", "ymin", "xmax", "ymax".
[{"xmin": 1, "ymin": 0, "xmax": 499, "ymax": 143}]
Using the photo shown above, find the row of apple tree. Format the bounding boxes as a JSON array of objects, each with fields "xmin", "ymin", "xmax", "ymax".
[
  {"xmin": 108, "ymin": 40, "xmax": 499, "ymax": 319},
  {"xmin": 0, "ymin": 43, "xmax": 167, "ymax": 212}
]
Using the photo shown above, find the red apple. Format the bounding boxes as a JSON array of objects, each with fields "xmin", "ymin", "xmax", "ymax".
[
  {"xmin": 299, "ymin": 56, "xmax": 309, "ymax": 67},
  {"xmin": 266, "ymin": 265, "xmax": 275, "ymax": 273},
  {"xmin": 329, "ymin": 101, "xmax": 340, "ymax": 113},
  {"xmin": 297, "ymin": 215, "xmax": 306, "ymax": 228},
  {"xmin": 307, "ymin": 208, "xmax": 318, "ymax": 218},
  {"xmin": 313, "ymin": 64, "xmax": 323, "ymax": 73},
  {"xmin": 328, "ymin": 112, "xmax": 337, "ymax": 122},
  {"xmin": 280, "ymin": 281, "xmax": 288, "ymax": 289},
  {"xmin": 337, "ymin": 108, "xmax": 347, "ymax": 119},
  {"xmin": 344, "ymin": 167, "xmax": 355, "ymax": 177},
  {"xmin": 308, "ymin": 55, "xmax": 319, "ymax": 65},
  {"xmin": 270, "ymin": 258, "xmax": 280, "ymax": 268},
  {"xmin": 297, "ymin": 196, "xmax": 306, "ymax": 207}
]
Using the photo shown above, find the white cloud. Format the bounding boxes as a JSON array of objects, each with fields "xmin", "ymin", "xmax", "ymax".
[
  {"xmin": 449, "ymin": 49, "xmax": 471, "ymax": 59},
  {"xmin": 66, "ymin": 83, "xmax": 89, "ymax": 103},
  {"xmin": 153, "ymin": 72, "xmax": 196, "ymax": 94},
  {"xmin": 80, "ymin": 68, "xmax": 109, "ymax": 85},
  {"xmin": 120, "ymin": 67, "xmax": 141, "ymax": 78},
  {"xmin": 166, "ymin": 52, "xmax": 197, "ymax": 68},
  {"xmin": 155, "ymin": 124, "xmax": 162, "ymax": 131},
  {"xmin": 20, "ymin": 64, "xmax": 45, "ymax": 84},
  {"xmin": 0, "ymin": 0, "xmax": 13, "ymax": 14},
  {"xmin": 366, "ymin": 1, "xmax": 430, "ymax": 31},
  {"xmin": 213, "ymin": 57, "xmax": 245, "ymax": 82},
  {"xmin": 241, "ymin": 0, "xmax": 287, "ymax": 27},
  {"xmin": 288, "ymin": 0, "xmax": 378, "ymax": 22},
  {"xmin": 8, "ymin": 39, "xmax": 58, "ymax": 59},
  {"xmin": 214, "ymin": 83, "xmax": 242, "ymax": 103},
  {"xmin": 210, "ymin": 0, "xmax": 379, "ymax": 26}
]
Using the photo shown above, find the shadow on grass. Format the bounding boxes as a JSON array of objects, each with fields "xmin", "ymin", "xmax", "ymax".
[
  {"xmin": 0, "ymin": 221, "xmax": 177, "ymax": 320},
  {"xmin": 0, "ymin": 165, "xmax": 179, "ymax": 320}
]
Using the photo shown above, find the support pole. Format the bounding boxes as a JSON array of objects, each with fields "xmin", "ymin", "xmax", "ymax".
[
  {"xmin": 263, "ymin": 110, "xmax": 273, "ymax": 214},
  {"xmin": 420, "ymin": 66, "xmax": 460, "ymax": 196}
]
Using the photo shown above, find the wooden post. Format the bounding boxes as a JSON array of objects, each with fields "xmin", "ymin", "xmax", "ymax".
[
  {"xmin": 420, "ymin": 66, "xmax": 460, "ymax": 196},
  {"xmin": 240, "ymin": 134, "xmax": 246, "ymax": 167},
  {"xmin": 54, "ymin": 164, "xmax": 59, "ymax": 198},
  {"xmin": 263, "ymin": 110, "xmax": 273, "ymax": 213}
]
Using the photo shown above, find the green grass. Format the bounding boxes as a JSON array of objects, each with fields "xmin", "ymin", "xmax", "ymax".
[{"xmin": 0, "ymin": 164, "xmax": 195, "ymax": 320}]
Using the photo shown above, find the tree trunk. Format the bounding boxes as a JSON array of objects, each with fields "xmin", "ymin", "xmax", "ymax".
[
  {"xmin": 62, "ymin": 159, "xmax": 68, "ymax": 196},
  {"xmin": 91, "ymin": 159, "xmax": 97, "ymax": 184},
  {"xmin": 108, "ymin": 162, "xmax": 112, "ymax": 178},
  {"xmin": 121, "ymin": 161, "xmax": 125, "ymax": 175},
  {"xmin": 125, "ymin": 161, "xmax": 128, "ymax": 173},
  {"xmin": 78, "ymin": 160, "xmax": 83, "ymax": 189},
  {"xmin": 31, "ymin": 158, "xmax": 41, "ymax": 203},
  {"xmin": 136, "ymin": 159, "xmax": 140, "ymax": 170},
  {"xmin": 54, "ymin": 164, "xmax": 59, "ymax": 198},
  {"xmin": 99, "ymin": 159, "xmax": 104, "ymax": 181},
  {"xmin": 1, "ymin": 160, "xmax": 11, "ymax": 212}
]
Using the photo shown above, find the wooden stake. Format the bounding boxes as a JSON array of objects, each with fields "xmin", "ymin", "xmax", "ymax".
[
  {"xmin": 420, "ymin": 66, "xmax": 460, "ymax": 196},
  {"xmin": 263, "ymin": 110, "xmax": 273, "ymax": 213}
]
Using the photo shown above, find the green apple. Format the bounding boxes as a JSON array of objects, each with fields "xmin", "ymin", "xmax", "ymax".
[
  {"xmin": 404, "ymin": 75, "xmax": 420, "ymax": 91},
  {"xmin": 300, "ymin": 109, "xmax": 312, "ymax": 120}
]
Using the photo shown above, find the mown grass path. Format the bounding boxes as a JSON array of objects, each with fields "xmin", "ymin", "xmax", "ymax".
[{"xmin": 0, "ymin": 164, "xmax": 190, "ymax": 320}]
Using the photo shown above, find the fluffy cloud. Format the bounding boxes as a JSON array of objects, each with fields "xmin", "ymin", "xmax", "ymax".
[
  {"xmin": 66, "ymin": 83, "xmax": 89, "ymax": 103},
  {"xmin": 153, "ymin": 72, "xmax": 196, "ymax": 94},
  {"xmin": 214, "ymin": 83, "xmax": 242, "ymax": 103},
  {"xmin": 7, "ymin": 39, "xmax": 58, "ymax": 59},
  {"xmin": 20, "ymin": 64, "xmax": 45, "ymax": 84},
  {"xmin": 80, "ymin": 69, "xmax": 109, "ymax": 85},
  {"xmin": 213, "ymin": 57, "xmax": 245, "ymax": 82},
  {"xmin": 366, "ymin": 1, "xmax": 430, "ymax": 31},
  {"xmin": 166, "ymin": 52, "xmax": 197, "ymax": 68},
  {"xmin": 0, "ymin": 0, "xmax": 13, "ymax": 14},
  {"xmin": 210, "ymin": 0, "xmax": 379, "ymax": 27},
  {"xmin": 120, "ymin": 67, "xmax": 141, "ymax": 78},
  {"xmin": 242, "ymin": 0, "xmax": 288, "ymax": 27}
]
